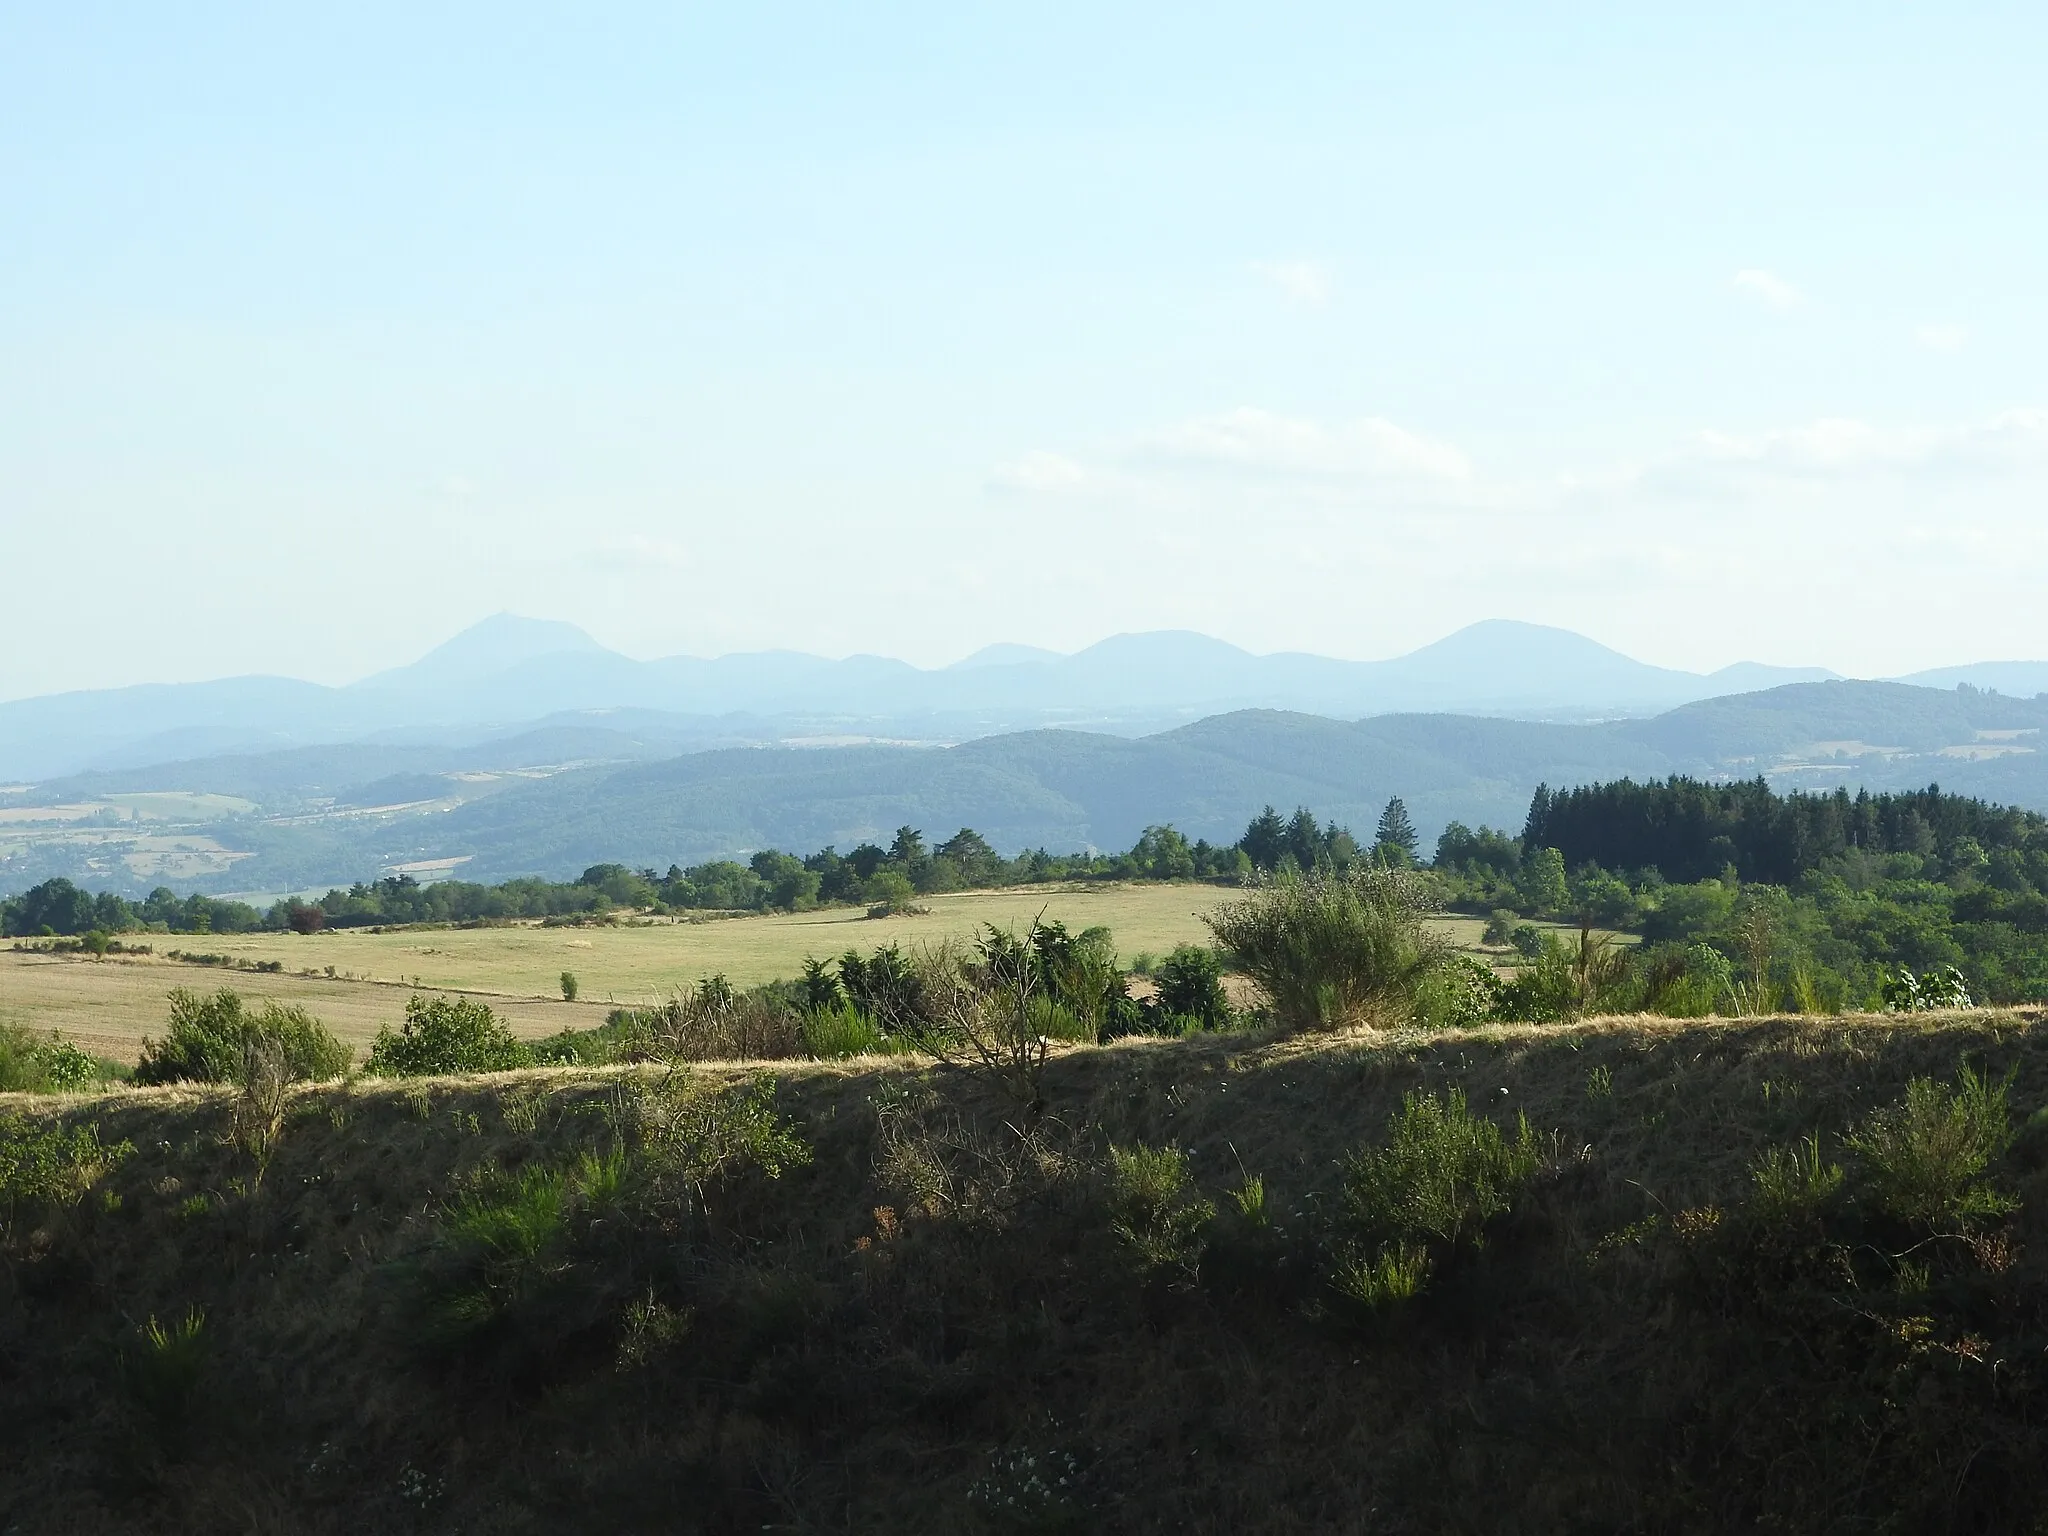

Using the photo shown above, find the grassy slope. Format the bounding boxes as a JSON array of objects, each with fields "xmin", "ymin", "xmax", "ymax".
[{"xmin": 7, "ymin": 1010, "xmax": 2048, "ymax": 1531}]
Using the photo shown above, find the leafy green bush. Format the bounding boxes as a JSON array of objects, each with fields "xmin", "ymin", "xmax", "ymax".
[
  {"xmin": 367, "ymin": 995, "xmax": 532, "ymax": 1076},
  {"xmin": 1412, "ymin": 954, "xmax": 1502, "ymax": 1030},
  {"xmin": 134, "ymin": 988, "xmax": 350, "ymax": 1085},
  {"xmin": 1150, "ymin": 944, "xmax": 1230, "ymax": 1028},
  {"xmin": 1342, "ymin": 1087, "xmax": 1542, "ymax": 1251},
  {"xmin": 1846, "ymin": 1064, "xmax": 2015, "ymax": 1226},
  {"xmin": 1879, "ymin": 964, "xmax": 1974, "ymax": 1012},
  {"xmin": 1105, "ymin": 1143, "xmax": 1215, "ymax": 1278},
  {"xmin": 0, "ymin": 1025, "xmax": 120, "ymax": 1092},
  {"xmin": 0, "ymin": 1115, "xmax": 132, "ymax": 1245},
  {"xmin": 1206, "ymin": 868, "xmax": 1448, "ymax": 1031}
]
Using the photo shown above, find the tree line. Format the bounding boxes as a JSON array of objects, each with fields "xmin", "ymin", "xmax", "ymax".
[{"xmin": 0, "ymin": 800, "xmax": 1425, "ymax": 938}]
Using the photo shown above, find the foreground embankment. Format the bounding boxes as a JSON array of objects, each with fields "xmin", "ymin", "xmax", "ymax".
[{"xmin": 6, "ymin": 1010, "xmax": 2048, "ymax": 1532}]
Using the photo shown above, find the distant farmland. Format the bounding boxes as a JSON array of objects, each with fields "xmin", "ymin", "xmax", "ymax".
[{"xmin": 3, "ymin": 882, "xmax": 1311, "ymax": 1058}]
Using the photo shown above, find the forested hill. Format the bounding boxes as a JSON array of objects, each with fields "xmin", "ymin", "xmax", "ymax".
[{"xmin": 3, "ymin": 679, "xmax": 2048, "ymax": 896}]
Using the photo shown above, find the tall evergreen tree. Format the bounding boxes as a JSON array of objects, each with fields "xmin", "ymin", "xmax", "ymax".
[
  {"xmin": 1239, "ymin": 805, "xmax": 1289, "ymax": 871},
  {"xmin": 1374, "ymin": 797, "xmax": 1419, "ymax": 864}
]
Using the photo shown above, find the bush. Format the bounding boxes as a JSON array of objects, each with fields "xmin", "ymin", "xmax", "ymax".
[
  {"xmin": 1151, "ymin": 944, "xmax": 1229, "ymax": 1028},
  {"xmin": 1412, "ymin": 954, "xmax": 1502, "ymax": 1030},
  {"xmin": 367, "ymin": 995, "xmax": 532, "ymax": 1076},
  {"xmin": 1845, "ymin": 1064, "xmax": 2015, "ymax": 1227},
  {"xmin": 134, "ymin": 989, "xmax": 350, "ymax": 1086},
  {"xmin": 0, "ymin": 1025, "xmax": 120, "ymax": 1093},
  {"xmin": 1482, "ymin": 909, "xmax": 1520, "ymax": 946},
  {"xmin": 1205, "ymin": 868, "xmax": 1448, "ymax": 1031},
  {"xmin": 0, "ymin": 1115, "xmax": 132, "ymax": 1246},
  {"xmin": 1879, "ymin": 964, "xmax": 1973, "ymax": 1012},
  {"xmin": 560, "ymin": 970, "xmax": 579, "ymax": 1002},
  {"xmin": 605, "ymin": 978, "xmax": 803, "ymax": 1063},
  {"xmin": 1341, "ymin": 1087, "xmax": 1543, "ymax": 1253}
]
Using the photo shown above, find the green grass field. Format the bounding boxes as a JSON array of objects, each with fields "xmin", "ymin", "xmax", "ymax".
[{"xmin": 0, "ymin": 882, "xmax": 1508, "ymax": 1061}]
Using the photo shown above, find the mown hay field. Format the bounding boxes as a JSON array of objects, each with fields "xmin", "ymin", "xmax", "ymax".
[{"xmin": 0, "ymin": 883, "xmax": 1497, "ymax": 1060}]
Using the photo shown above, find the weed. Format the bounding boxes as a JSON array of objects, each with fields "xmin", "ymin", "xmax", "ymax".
[
  {"xmin": 968, "ymin": 1438, "xmax": 1085, "ymax": 1531},
  {"xmin": 1748, "ymin": 1132, "xmax": 1844, "ymax": 1226},
  {"xmin": 1845, "ymin": 1064, "xmax": 2016, "ymax": 1227},
  {"xmin": 1585, "ymin": 1064, "xmax": 1613, "ymax": 1100},
  {"xmin": 615, "ymin": 1290, "xmax": 693, "ymax": 1369},
  {"xmin": 1104, "ymin": 1143, "xmax": 1215, "ymax": 1278},
  {"xmin": 1229, "ymin": 1172, "xmax": 1269, "ymax": 1227},
  {"xmin": 501, "ymin": 1086, "xmax": 547, "ymax": 1135},
  {"xmin": 123, "ymin": 1309, "xmax": 207, "ymax": 1457},
  {"xmin": 1330, "ymin": 1241, "xmax": 1432, "ymax": 1311},
  {"xmin": 800, "ymin": 1001, "xmax": 899, "ymax": 1058}
]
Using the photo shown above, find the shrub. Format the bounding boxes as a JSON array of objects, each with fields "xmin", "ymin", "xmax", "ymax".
[
  {"xmin": 0, "ymin": 1115, "xmax": 132, "ymax": 1245},
  {"xmin": 1879, "ymin": 964, "xmax": 1974, "ymax": 1012},
  {"xmin": 1205, "ymin": 868, "xmax": 1448, "ymax": 1031},
  {"xmin": 1845, "ymin": 1064, "xmax": 2015, "ymax": 1226},
  {"xmin": 560, "ymin": 970, "xmax": 579, "ymax": 1002},
  {"xmin": 1412, "ymin": 954, "xmax": 1502, "ymax": 1030},
  {"xmin": 1105, "ymin": 1143, "xmax": 1215, "ymax": 1278},
  {"xmin": 632, "ymin": 1075, "xmax": 813, "ymax": 1213},
  {"xmin": 0, "ymin": 1025, "xmax": 118, "ymax": 1093},
  {"xmin": 367, "ymin": 995, "xmax": 532, "ymax": 1076},
  {"xmin": 1151, "ymin": 944, "xmax": 1229, "ymax": 1028},
  {"xmin": 1342, "ymin": 1087, "xmax": 1542, "ymax": 1253},
  {"xmin": 134, "ymin": 989, "xmax": 350, "ymax": 1085},
  {"xmin": 1482, "ymin": 909, "xmax": 1520, "ymax": 946},
  {"xmin": 609, "ymin": 978, "xmax": 802, "ymax": 1063}
]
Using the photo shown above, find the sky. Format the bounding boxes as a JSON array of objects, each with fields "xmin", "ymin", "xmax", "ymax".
[{"xmin": 4, "ymin": 2, "xmax": 2046, "ymax": 700}]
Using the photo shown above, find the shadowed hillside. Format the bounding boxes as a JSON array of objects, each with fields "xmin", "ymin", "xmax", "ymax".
[{"xmin": 7, "ymin": 1011, "xmax": 2048, "ymax": 1530}]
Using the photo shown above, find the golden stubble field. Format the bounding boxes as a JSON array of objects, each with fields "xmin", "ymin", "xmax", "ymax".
[{"xmin": 0, "ymin": 883, "xmax": 1496, "ymax": 1060}]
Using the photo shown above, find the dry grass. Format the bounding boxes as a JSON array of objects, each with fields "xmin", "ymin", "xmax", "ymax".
[
  {"xmin": 0, "ymin": 888, "xmax": 1501, "ymax": 1062},
  {"xmin": 7, "ymin": 1007, "xmax": 2048, "ymax": 1530}
]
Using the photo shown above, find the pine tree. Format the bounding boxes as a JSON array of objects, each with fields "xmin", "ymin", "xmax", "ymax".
[{"xmin": 1375, "ymin": 797, "xmax": 1419, "ymax": 865}]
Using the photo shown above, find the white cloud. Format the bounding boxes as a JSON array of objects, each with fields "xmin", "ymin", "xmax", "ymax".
[
  {"xmin": 1250, "ymin": 259, "xmax": 1333, "ymax": 305},
  {"xmin": 1687, "ymin": 409, "xmax": 2048, "ymax": 477},
  {"xmin": 1916, "ymin": 322, "xmax": 1969, "ymax": 353},
  {"xmin": 1142, "ymin": 408, "xmax": 1471, "ymax": 483},
  {"xmin": 1732, "ymin": 268, "xmax": 1802, "ymax": 309},
  {"xmin": 985, "ymin": 450, "xmax": 1114, "ymax": 496},
  {"xmin": 577, "ymin": 533, "xmax": 692, "ymax": 572}
]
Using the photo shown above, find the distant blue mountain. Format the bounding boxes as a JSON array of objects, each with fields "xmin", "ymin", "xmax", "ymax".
[
  {"xmin": 0, "ymin": 612, "xmax": 1898, "ymax": 784},
  {"xmin": 1894, "ymin": 661, "xmax": 2048, "ymax": 697}
]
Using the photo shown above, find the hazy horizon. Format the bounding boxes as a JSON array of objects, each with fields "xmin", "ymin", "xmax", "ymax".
[{"xmin": 6, "ymin": 5, "xmax": 2046, "ymax": 699}]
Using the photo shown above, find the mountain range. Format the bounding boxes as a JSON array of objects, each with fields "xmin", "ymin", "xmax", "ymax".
[
  {"xmin": 4, "ymin": 670, "xmax": 2047, "ymax": 899},
  {"xmin": 0, "ymin": 612, "xmax": 1959, "ymax": 783}
]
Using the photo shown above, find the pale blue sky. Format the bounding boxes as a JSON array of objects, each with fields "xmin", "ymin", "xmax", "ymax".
[{"xmin": 4, "ymin": 3, "xmax": 2045, "ymax": 699}]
